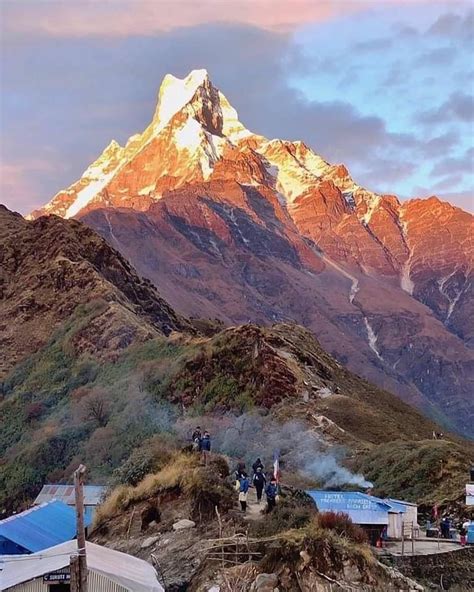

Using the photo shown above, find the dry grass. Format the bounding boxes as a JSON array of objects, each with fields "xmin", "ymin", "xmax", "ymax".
[
  {"xmin": 94, "ymin": 452, "xmax": 233, "ymax": 526},
  {"xmin": 94, "ymin": 452, "xmax": 199, "ymax": 525}
]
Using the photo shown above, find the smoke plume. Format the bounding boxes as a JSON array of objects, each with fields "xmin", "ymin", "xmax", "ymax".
[{"xmin": 177, "ymin": 412, "xmax": 372, "ymax": 489}]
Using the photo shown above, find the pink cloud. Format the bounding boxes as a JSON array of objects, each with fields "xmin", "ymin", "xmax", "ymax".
[
  {"xmin": 0, "ymin": 160, "xmax": 55, "ymax": 214},
  {"xmin": 2, "ymin": 0, "xmax": 432, "ymax": 37}
]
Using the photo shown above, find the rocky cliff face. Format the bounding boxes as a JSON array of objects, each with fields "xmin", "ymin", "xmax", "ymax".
[{"xmin": 30, "ymin": 70, "xmax": 473, "ymax": 436}]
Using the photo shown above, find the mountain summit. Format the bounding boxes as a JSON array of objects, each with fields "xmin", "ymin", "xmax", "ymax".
[
  {"xmin": 31, "ymin": 69, "xmax": 355, "ymax": 219},
  {"xmin": 30, "ymin": 70, "xmax": 473, "ymax": 436}
]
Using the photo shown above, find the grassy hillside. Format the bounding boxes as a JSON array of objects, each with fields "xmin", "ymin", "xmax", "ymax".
[{"xmin": 1, "ymin": 311, "xmax": 471, "ymax": 513}]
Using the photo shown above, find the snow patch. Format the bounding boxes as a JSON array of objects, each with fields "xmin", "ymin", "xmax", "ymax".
[
  {"xmin": 138, "ymin": 183, "xmax": 156, "ymax": 196},
  {"xmin": 361, "ymin": 194, "xmax": 381, "ymax": 225},
  {"xmin": 219, "ymin": 90, "xmax": 252, "ymax": 141},
  {"xmin": 229, "ymin": 208, "xmax": 250, "ymax": 245},
  {"xmin": 104, "ymin": 211, "xmax": 120, "ymax": 247},
  {"xmin": 320, "ymin": 253, "xmax": 360, "ymax": 306},
  {"xmin": 155, "ymin": 69, "xmax": 208, "ymax": 130},
  {"xmin": 399, "ymin": 219, "xmax": 415, "ymax": 295},
  {"xmin": 174, "ymin": 117, "xmax": 203, "ymax": 151},
  {"xmin": 349, "ymin": 278, "xmax": 359, "ymax": 304},
  {"xmin": 65, "ymin": 170, "xmax": 118, "ymax": 218},
  {"xmin": 438, "ymin": 271, "xmax": 464, "ymax": 321},
  {"xmin": 364, "ymin": 317, "xmax": 383, "ymax": 360},
  {"xmin": 256, "ymin": 139, "xmax": 332, "ymax": 202}
]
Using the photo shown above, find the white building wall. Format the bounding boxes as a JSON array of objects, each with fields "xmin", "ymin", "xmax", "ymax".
[
  {"xmin": 6, "ymin": 569, "xmax": 129, "ymax": 592},
  {"xmin": 387, "ymin": 513, "xmax": 402, "ymax": 538},
  {"xmin": 402, "ymin": 504, "xmax": 418, "ymax": 526}
]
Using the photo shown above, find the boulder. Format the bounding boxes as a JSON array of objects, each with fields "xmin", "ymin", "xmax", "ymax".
[
  {"xmin": 141, "ymin": 535, "xmax": 160, "ymax": 549},
  {"xmin": 173, "ymin": 518, "xmax": 196, "ymax": 531},
  {"xmin": 251, "ymin": 573, "xmax": 279, "ymax": 592}
]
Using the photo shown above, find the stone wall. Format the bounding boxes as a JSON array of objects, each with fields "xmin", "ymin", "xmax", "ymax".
[{"xmin": 389, "ymin": 547, "xmax": 474, "ymax": 590}]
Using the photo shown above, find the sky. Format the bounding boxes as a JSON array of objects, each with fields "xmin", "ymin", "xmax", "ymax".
[{"xmin": 1, "ymin": 0, "xmax": 473, "ymax": 214}]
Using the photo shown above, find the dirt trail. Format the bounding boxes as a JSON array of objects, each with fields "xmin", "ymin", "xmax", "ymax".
[{"xmin": 242, "ymin": 486, "xmax": 266, "ymax": 522}]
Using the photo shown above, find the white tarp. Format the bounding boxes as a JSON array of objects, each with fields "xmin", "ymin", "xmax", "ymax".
[
  {"xmin": 1, "ymin": 540, "xmax": 163, "ymax": 592},
  {"xmin": 466, "ymin": 484, "xmax": 474, "ymax": 495}
]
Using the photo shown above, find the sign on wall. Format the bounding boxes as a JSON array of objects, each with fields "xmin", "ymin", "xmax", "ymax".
[{"xmin": 43, "ymin": 572, "xmax": 71, "ymax": 582}]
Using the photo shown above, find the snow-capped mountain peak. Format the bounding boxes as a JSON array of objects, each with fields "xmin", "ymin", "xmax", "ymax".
[
  {"xmin": 32, "ymin": 69, "xmax": 375, "ymax": 219},
  {"xmin": 153, "ymin": 69, "xmax": 210, "ymax": 131}
]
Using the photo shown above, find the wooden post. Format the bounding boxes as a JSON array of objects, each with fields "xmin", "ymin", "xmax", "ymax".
[
  {"xmin": 411, "ymin": 523, "xmax": 414, "ymax": 555},
  {"xmin": 401, "ymin": 525, "xmax": 404, "ymax": 556},
  {"xmin": 74, "ymin": 464, "xmax": 88, "ymax": 592},
  {"xmin": 70, "ymin": 555, "xmax": 80, "ymax": 592}
]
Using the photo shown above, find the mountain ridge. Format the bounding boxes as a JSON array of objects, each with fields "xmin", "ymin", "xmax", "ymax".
[
  {"xmin": 28, "ymin": 69, "xmax": 474, "ymax": 436},
  {"xmin": 1, "ymin": 206, "xmax": 471, "ymax": 515}
]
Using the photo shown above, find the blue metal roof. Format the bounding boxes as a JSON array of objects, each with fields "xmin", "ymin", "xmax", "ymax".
[
  {"xmin": 306, "ymin": 490, "xmax": 402, "ymax": 525},
  {"xmin": 0, "ymin": 500, "xmax": 92, "ymax": 554}
]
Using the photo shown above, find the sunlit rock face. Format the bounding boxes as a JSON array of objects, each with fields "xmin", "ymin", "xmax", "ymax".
[{"xmin": 31, "ymin": 70, "xmax": 474, "ymax": 437}]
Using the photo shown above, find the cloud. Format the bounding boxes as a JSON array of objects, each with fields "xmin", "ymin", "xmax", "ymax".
[
  {"xmin": 420, "ymin": 92, "xmax": 474, "ymax": 124},
  {"xmin": 1, "ymin": 0, "xmax": 372, "ymax": 37},
  {"xmin": 421, "ymin": 130, "xmax": 459, "ymax": 157},
  {"xmin": 1, "ymin": 0, "xmax": 454, "ymax": 41},
  {"xmin": 430, "ymin": 147, "xmax": 474, "ymax": 177},
  {"xmin": 356, "ymin": 159, "xmax": 418, "ymax": 189},
  {"xmin": 427, "ymin": 9, "xmax": 473, "ymax": 37},
  {"xmin": 1, "ymin": 3, "xmax": 472, "ymax": 214},
  {"xmin": 432, "ymin": 173, "xmax": 466, "ymax": 191},
  {"xmin": 435, "ymin": 190, "xmax": 473, "ymax": 212},
  {"xmin": 416, "ymin": 46, "xmax": 456, "ymax": 66},
  {"xmin": 0, "ymin": 159, "xmax": 58, "ymax": 213},
  {"xmin": 353, "ymin": 37, "xmax": 393, "ymax": 51}
]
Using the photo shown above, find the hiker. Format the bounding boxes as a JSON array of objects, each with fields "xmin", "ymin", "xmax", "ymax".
[
  {"xmin": 252, "ymin": 457, "xmax": 264, "ymax": 476},
  {"xmin": 253, "ymin": 467, "xmax": 266, "ymax": 503},
  {"xmin": 191, "ymin": 426, "xmax": 202, "ymax": 452},
  {"xmin": 239, "ymin": 473, "xmax": 250, "ymax": 512},
  {"xmin": 265, "ymin": 476, "xmax": 278, "ymax": 513},
  {"xmin": 440, "ymin": 516, "xmax": 450, "ymax": 539},
  {"xmin": 459, "ymin": 525, "xmax": 467, "ymax": 547},
  {"xmin": 200, "ymin": 431, "xmax": 211, "ymax": 464},
  {"xmin": 235, "ymin": 461, "xmax": 246, "ymax": 481}
]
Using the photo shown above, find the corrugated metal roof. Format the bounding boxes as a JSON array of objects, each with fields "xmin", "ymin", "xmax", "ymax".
[
  {"xmin": 1, "ymin": 541, "xmax": 164, "ymax": 592},
  {"xmin": 0, "ymin": 500, "xmax": 91, "ymax": 554},
  {"xmin": 306, "ymin": 490, "xmax": 396, "ymax": 525},
  {"xmin": 386, "ymin": 497, "xmax": 417, "ymax": 508},
  {"xmin": 383, "ymin": 498, "xmax": 407, "ymax": 513},
  {"xmin": 34, "ymin": 484, "xmax": 106, "ymax": 506}
]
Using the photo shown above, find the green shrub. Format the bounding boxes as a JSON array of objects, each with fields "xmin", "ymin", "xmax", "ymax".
[
  {"xmin": 250, "ymin": 489, "xmax": 317, "ymax": 537},
  {"xmin": 113, "ymin": 436, "xmax": 175, "ymax": 486}
]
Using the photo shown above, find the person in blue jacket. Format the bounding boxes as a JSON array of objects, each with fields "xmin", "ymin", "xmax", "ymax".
[
  {"xmin": 265, "ymin": 476, "xmax": 278, "ymax": 513},
  {"xmin": 200, "ymin": 431, "xmax": 211, "ymax": 464},
  {"xmin": 239, "ymin": 473, "xmax": 250, "ymax": 512}
]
